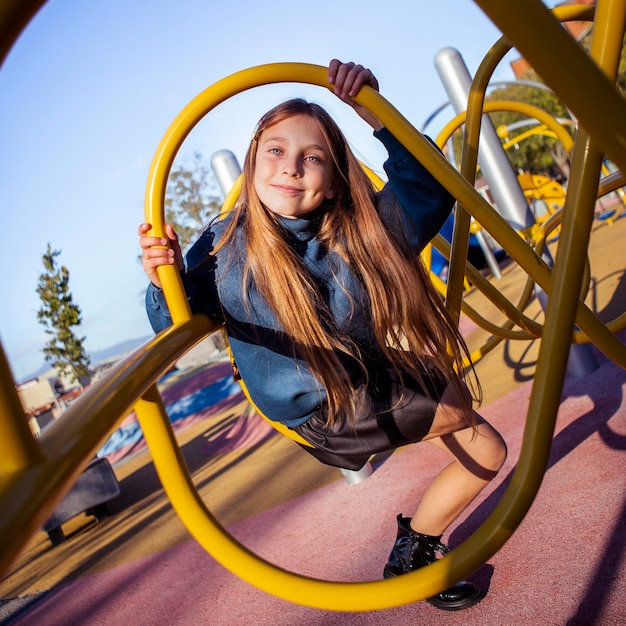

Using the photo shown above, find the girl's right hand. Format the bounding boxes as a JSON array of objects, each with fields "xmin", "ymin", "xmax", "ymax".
[{"xmin": 138, "ymin": 222, "xmax": 184, "ymax": 289}]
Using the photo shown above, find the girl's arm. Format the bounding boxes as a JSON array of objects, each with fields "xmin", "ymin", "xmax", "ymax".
[
  {"xmin": 375, "ymin": 128, "xmax": 455, "ymax": 252},
  {"xmin": 326, "ymin": 59, "xmax": 453, "ymax": 248}
]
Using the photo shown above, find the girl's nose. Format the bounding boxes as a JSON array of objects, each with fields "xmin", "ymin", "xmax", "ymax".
[{"xmin": 282, "ymin": 156, "xmax": 302, "ymax": 177}]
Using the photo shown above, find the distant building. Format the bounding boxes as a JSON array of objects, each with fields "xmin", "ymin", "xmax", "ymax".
[
  {"xmin": 16, "ymin": 377, "xmax": 58, "ymax": 435},
  {"xmin": 16, "ymin": 368, "xmax": 86, "ymax": 435},
  {"xmin": 510, "ymin": 0, "xmax": 595, "ymax": 79}
]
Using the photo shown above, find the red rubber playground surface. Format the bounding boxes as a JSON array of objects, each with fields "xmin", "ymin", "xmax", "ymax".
[
  {"xmin": 2, "ymin": 220, "xmax": 626, "ymax": 625},
  {"xmin": 2, "ymin": 339, "xmax": 625, "ymax": 625}
]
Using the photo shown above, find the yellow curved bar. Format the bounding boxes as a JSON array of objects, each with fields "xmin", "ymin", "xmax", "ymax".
[
  {"xmin": 501, "ymin": 125, "xmax": 562, "ymax": 150},
  {"xmin": 434, "ymin": 94, "xmax": 626, "ymax": 350},
  {"xmin": 436, "ymin": 100, "xmax": 574, "ymax": 154},
  {"xmin": 0, "ymin": 316, "xmax": 214, "ymax": 579},
  {"xmin": 432, "ymin": 101, "xmax": 572, "ymax": 343},
  {"xmin": 2, "ymin": 0, "xmax": 626, "ymax": 611},
  {"xmin": 136, "ymin": 50, "xmax": 624, "ymax": 608},
  {"xmin": 135, "ymin": 383, "xmax": 470, "ymax": 609},
  {"xmin": 138, "ymin": 63, "xmax": 502, "ymax": 607}
]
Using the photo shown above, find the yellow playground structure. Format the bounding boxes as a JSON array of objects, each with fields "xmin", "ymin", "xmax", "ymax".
[{"xmin": 1, "ymin": 0, "xmax": 626, "ymax": 611}]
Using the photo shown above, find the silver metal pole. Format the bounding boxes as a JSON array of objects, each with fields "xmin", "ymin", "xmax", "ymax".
[
  {"xmin": 474, "ymin": 229, "xmax": 502, "ymax": 279},
  {"xmin": 211, "ymin": 149, "xmax": 242, "ymax": 197},
  {"xmin": 435, "ymin": 47, "xmax": 534, "ymax": 230},
  {"xmin": 340, "ymin": 462, "xmax": 373, "ymax": 485}
]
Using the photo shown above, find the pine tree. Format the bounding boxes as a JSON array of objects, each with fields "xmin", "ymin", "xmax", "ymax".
[{"xmin": 36, "ymin": 244, "xmax": 91, "ymax": 387}]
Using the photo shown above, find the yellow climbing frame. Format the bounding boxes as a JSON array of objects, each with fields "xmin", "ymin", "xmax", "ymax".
[{"xmin": 1, "ymin": 0, "xmax": 625, "ymax": 611}]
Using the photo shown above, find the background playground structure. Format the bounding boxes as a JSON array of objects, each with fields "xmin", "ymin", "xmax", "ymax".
[{"xmin": 1, "ymin": 0, "xmax": 626, "ymax": 617}]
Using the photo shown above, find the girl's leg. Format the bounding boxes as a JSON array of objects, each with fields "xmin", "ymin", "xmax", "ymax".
[
  {"xmin": 410, "ymin": 416, "xmax": 507, "ymax": 535},
  {"xmin": 383, "ymin": 386, "xmax": 506, "ymax": 609},
  {"xmin": 409, "ymin": 380, "xmax": 507, "ymax": 534}
]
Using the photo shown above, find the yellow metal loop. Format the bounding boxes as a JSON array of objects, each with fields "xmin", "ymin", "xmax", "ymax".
[
  {"xmin": 137, "ymin": 49, "xmax": 624, "ymax": 608},
  {"xmin": 140, "ymin": 63, "xmax": 515, "ymax": 608},
  {"xmin": 2, "ymin": 0, "xmax": 626, "ymax": 612},
  {"xmin": 133, "ymin": 3, "xmax": 626, "ymax": 602}
]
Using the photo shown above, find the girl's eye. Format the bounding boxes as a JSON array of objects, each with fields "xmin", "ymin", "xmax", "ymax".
[
  {"xmin": 268, "ymin": 147, "xmax": 282, "ymax": 155},
  {"xmin": 306, "ymin": 155, "xmax": 322, "ymax": 164}
]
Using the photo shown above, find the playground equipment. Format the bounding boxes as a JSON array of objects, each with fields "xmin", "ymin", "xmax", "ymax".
[
  {"xmin": 1, "ymin": 0, "xmax": 626, "ymax": 612},
  {"xmin": 499, "ymin": 122, "xmax": 626, "ymax": 225}
]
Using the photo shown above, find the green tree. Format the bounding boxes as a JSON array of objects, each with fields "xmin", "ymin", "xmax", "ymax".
[
  {"xmin": 486, "ymin": 73, "xmax": 574, "ymax": 179},
  {"xmin": 36, "ymin": 244, "xmax": 91, "ymax": 387},
  {"xmin": 165, "ymin": 151, "xmax": 223, "ymax": 252},
  {"xmin": 484, "ymin": 32, "xmax": 626, "ymax": 180}
]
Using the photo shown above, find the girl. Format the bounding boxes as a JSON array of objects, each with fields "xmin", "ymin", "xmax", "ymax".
[{"xmin": 139, "ymin": 59, "xmax": 507, "ymax": 611}]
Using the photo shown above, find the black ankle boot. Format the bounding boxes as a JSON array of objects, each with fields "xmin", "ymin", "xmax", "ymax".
[{"xmin": 383, "ymin": 514, "xmax": 483, "ymax": 611}]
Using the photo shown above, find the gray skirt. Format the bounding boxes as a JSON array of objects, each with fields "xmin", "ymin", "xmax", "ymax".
[{"xmin": 293, "ymin": 366, "xmax": 449, "ymax": 470}]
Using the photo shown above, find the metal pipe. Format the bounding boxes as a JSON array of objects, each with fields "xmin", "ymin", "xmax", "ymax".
[
  {"xmin": 435, "ymin": 47, "xmax": 534, "ymax": 231},
  {"xmin": 211, "ymin": 149, "xmax": 242, "ymax": 197}
]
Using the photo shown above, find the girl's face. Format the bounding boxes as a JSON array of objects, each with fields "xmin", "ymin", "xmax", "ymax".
[{"xmin": 254, "ymin": 114, "xmax": 335, "ymax": 219}]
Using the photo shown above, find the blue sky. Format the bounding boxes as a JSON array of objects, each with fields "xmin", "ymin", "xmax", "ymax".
[{"xmin": 0, "ymin": 0, "xmax": 559, "ymax": 381}]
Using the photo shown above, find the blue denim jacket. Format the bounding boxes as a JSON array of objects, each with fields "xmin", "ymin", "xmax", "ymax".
[{"xmin": 146, "ymin": 128, "xmax": 454, "ymax": 427}]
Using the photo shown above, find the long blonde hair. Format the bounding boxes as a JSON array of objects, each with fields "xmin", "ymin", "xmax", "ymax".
[{"xmin": 217, "ymin": 98, "xmax": 479, "ymax": 427}]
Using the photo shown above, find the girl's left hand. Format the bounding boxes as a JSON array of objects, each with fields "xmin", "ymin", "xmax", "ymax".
[{"xmin": 327, "ymin": 59, "xmax": 383, "ymax": 130}]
